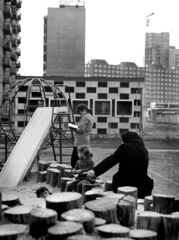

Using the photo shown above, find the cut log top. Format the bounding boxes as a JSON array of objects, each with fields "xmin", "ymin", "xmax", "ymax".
[
  {"xmin": 19, "ymin": 197, "xmax": 46, "ymax": 208},
  {"xmin": 48, "ymin": 221, "xmax": 83, "ymax": 235},
  {"xmin": 137, "ymin": 211, "xmax": 162, "ymax": 217},
  {"xmin": 85, "ymin": 198, "xmax": 117, "ymax": 211},
  {"xmin": 103, "ymin": 193, "xmax": 125, "ymax": 203},
  {"xmin": 30, "ymin": 207, "xmax": 57, "ymax": 218},
  {"xmin": 59, "ymin": 164, "xmax": 72, "ymax": 169},
  {"xmin": 118, "ymin": 186, "xmax": 137, "ymax": 193},
  {"xmin": 153, "ymin": 193, "xmax": 175, "ymax": 199},
  {"xmin": 122, "ymin": 195, "xmax": 136, "ymax": 205},
  {"xmin": 66, "ymin": 235, "xmax": 97, "ymax": 240},
  {"xmin": 0, "ymin": 224, "xmax": 27, "ymax": 236},
  {"xmin": 4, "ymin": 205, "xmax": 32, "ymax": 214},
  {"xmin": 85, "ymin": 188, "xmax": 103, "ymax": 196},
  {"xmin": 46, "ymin": 192, "xmax": 81, "ymax": 203},
  {"xmin": 96, "ymin": 223, "xmax": 130, "ymax": 234},
  {"xmin": 2, "ymin": 193, "xmax": 19, "ymax": 202},
  {"xmin": 95, "ymin": 217, "xmax": 106, "ymax": 226},
  {"xmin": 1, "ymin": 204, "xmax": 9, "ymax": 211},
  {"xmin": 50, "ymin": 163, "xmax": 60, "ymax": 168},
  {"xmin": 50, "ymin": 169, "xmax": 60, "ymax": 173},
  {"xmin": 130, "ymin": 229, "xmax": 157, "ymax": 238},
  {"xmin": 61, "ymin": 208, "xmax": 95, "ymax": 221}
]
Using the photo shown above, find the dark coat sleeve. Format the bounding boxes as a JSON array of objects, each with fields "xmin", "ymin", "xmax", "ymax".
[{"xmin": 93, "ymin": 145, "xmax": 124, "ymax": 177}]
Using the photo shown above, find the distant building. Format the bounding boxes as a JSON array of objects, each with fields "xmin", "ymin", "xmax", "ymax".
[
  {"xmin": 85, "ymin": 59, "xmax": 179, "ymax": 107},
  {"xmin": 0, "ymin": 0, "xmax": 22, "ymax": 104},
  {"xmin": 43, "ymin": 1, "xmax": 85, "ymax": 77},
  {"xmin": 145, "ymin": 32, "xmax": 179, "ymax": 69}
]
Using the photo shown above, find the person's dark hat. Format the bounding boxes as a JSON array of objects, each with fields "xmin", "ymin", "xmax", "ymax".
[{"xmin": 76, "ymin": 103, "xmax": 89, "ymax": 112}]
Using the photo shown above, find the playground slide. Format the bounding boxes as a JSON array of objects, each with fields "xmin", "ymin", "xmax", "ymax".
[{"xmin": 0, "ymin": 107, "xmax": 68, "ymax": 188}]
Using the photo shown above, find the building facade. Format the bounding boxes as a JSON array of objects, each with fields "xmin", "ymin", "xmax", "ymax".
[
  {"xmin": 43, "ymin": 1, "xmax": 85, "ymax": 77},
  {"xmin": 145, "ymin": 32, "xmax": 179, "ymax": 69},
  {"xmin": 85, "ymin": 59, "xmax": 179, "ymax": 107},
  {"xmin": 15, "ymin": 76, "xmax": 145, "ymax": 137},
  {"xmin": 0, "ymin": 0, "xmax": 21, "ymax": 105}
]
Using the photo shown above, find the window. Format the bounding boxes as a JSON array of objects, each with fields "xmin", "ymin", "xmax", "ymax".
[
  {"xmin": 65, "ymin": 87, "xmax": 74, "ymax": 93},
  {"xmin": 76, "ymin": 93, "xmax": 85, "ymax": 98},
  {"xmin": 120, "ymin": 82, "xmax": 129, "ymax": 88},
  {"xmin": 116, "ymin": 100, "xmax": 133, "ymax": 117},
  {"xmin": 97, "ymin": 129, "xmax": 107, "ymax": 134},
  {"xmin": 72, "ymin": 99, "xmax": 89, "ymax": 114},
  {"xmin": 109, "ymin": 122, "xmax": 118, "ymax": 128},
  {"xmin": 76, "ymin": 82, "xmax": 85, "ymax": 87},
  {"xmin": 97, "ymin": 117, "xmax": 107, "ymax": 123},
  {"xmin": 87, "ymin": 88, "xmax": 96, "ymax": 93},
  {"xmin": 120, "ymin": 117, "xmax": 129, "ymax": 123},
  {"xmin": 18, "ymin": 97, "xmax": 26, "ymax": 103},
  {"xmin": 131, "ymin": 123, "xmax": 140, "ymax": 129},
  {"xmin": 131, "ymin": 88, "xmax": 142, "ymax": 94},
  {"xmin": 98, "ymin": 82, "xmax": 107, "ymax": 87},
  {"xmin": 94, "ymin": 100, "xmax": 111, "ymax": 116},
  {"xmin": 98, "ymin": 93, "xmax": 107, "ymax": 99},
  {"xmin": 31, "ymin": 92, "xmax": 41, "ymax": 97},
  {"xmin": 120, "ymin": 94, "xmax": 129, "ymax": 99},
  {"xmin": 18, "ymin": 86, "xmax": 28, "ymax": 92},
  {"xmin": 109, "ymin": 88, "xmax": 118, "ymax": 93}
]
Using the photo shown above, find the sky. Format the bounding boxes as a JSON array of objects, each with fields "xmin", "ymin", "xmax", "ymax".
[{"xmin": 19, "ymin": 0, "xmax": 179, "ymax": 76}]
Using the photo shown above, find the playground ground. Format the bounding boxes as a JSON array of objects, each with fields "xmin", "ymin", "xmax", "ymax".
[{"xmin": 0, "ymin": 138, "xmax": 179, "ymax": 200}]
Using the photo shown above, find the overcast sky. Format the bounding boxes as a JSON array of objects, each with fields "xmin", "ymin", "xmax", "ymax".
[{"xmin": 19, "ymin": 0, "xmax": 179, "ymax": 76}]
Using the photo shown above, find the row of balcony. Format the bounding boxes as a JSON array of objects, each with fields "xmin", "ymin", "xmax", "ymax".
[
  {"xmin": 3, "ymin": 40, "xmax": 21, "ymax": 56},
  {"xmin": 3, "ymin": 22, "xmax": 21, "ymax": 35},
  {"xmin": 3, "ymin": 56, "xmax": 20, "ymax": 68},
  {"xmin": 4, "ymin": 0, "xmax": 22, "ymax": 9}
]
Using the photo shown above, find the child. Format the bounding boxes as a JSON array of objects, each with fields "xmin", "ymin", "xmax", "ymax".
[
  {"xmin": 36, "ymin": 186, "xmax": 51, "ymax": 199},
  {"xmin": 66, "ymin": 145, "xmax": 95, "ymax": 193}
]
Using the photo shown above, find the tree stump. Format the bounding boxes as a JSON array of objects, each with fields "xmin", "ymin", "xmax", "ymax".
[
  {"xmin": 153, "ymin": 194, "xmax": 175, "ymax": 214},
  {"xmin": 85, "ymin": 188, "xmax": 103, "ymax": 203},
  {"xmin": 64, "ymin": 169, "xmax": 73, "ymax": 178},
  {"xmin": 82, "ymin": 183, "xmax": 94, "ymax": 204},
  {"xmin": 46, "ymin": 168, "xmax": 55, "ymax": 184},
  {"xmin": 136, "ymin": 211, "xmax": 163, "ymax": 240},
  {"xmin": 173, "ymin": 194, "xmax": 179, "ymax": 212},
  {"xmin": 48, "ymin": 221, "xmax": 83, "ymax": 240},
  {"xmin": 29, "ymin": 207, "xmax": 57, "ymax": 238},
  {"xmin": 2, "ymin": 193, "xmax": 19, "ymax": 207},
  {"xmin": 96, "ymin": 223, "xmax": 130, "ymax": 238},
  {"xmin": 130, "ymin": 229, "xmax": 157, "ymax": 239},
  {"xmin": 61, "ymin": 208, "xmax": 95, "ymax": 233},
  {"xmin": 117, "ymin": 199, "xmax": 135, "ymax": 227},
  {"xmin": 37, "ymin": 170, "xmax": 47, "ymax": 183},
  {"xmin": 37, "ymin": 160, "xmax": 50, "ymax": 171},
  {"xmin": 50, "ymin": 163, "xmax": 60, "ymax": 169},
  {"xmin": 162, "ymin": 214, "xmax": 179, "ymax": 240},
  {"xmin": 66, "ymin": 235, "xmax": 97, "ymax": 240},
  {"xmin": 85, "ymin": 198, "xmax": 118, "ymax": 223},
  {"xmin": 144, "ymin": 196, "xmax": 153, "ymax": 211},
  {"xmin": 60, "ymin": 177, "xmax": 73, "ymax": 192},
  {"xmin": 117, "ymin": 186, "xmax": 138, "ymax": 209},
  {"xmin": 19, "ymin": 196, "xmax": 46, "ymax": 208},
  {"xmin": 46, "ymin": 192, "xmax": 82, "ymax": 220},
  {"xmin": 104, "ymin": 180, "xmax": 113, "ymax": 191},
  {"xmin": 58, "ymin": 164, "xmax": 72, "ymax": 187},
  {"xmin": 1, "ymin": 205, "xmax": 9, "ymax": 212},
  {"xmin": 95, "ymin": 217, "xmax": 106, "ymax": 227},
  {"xmin": 4, "ymin": 205, "xmax": 32, "ymax": 224},
  {"xmin": 50, "ymin": 169, "xmax": 60, "ymax": 188},
  {"xmin": 103, "ymin": 192, "xmax": 124, "ymax": 204},
  {"xmin": 0, "ymin": 224, "xmax": 28, "ymax": 240}
]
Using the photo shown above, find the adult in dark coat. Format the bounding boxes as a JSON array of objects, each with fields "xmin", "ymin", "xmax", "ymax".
[{"xmin": 87, "ymin": 131, "xmax": 154, "ymax": 198}]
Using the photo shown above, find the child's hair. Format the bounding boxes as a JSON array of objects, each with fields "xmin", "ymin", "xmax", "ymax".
[
  {"xmin": 36, "ymin": 186, "xmax": 50, "ymax": 197},
  {"xmin": 77, "ymin": 145, "xmax": 93, "ymax": 158}
]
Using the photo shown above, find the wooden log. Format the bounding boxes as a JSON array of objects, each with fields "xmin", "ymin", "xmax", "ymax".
[
  {"xmin": 19, "ymin": 196, "xmax": 46, "ymax": 208},
  {"xmin": 103, "ymin": 192, "xmax": 124, "ymax": 204},
  {"xmin": 48, "ymin": 221, "xmax": 83, "ymax": 240},
  {"xmin": 104, "ymin": 180, "xmax": 113, "ymax": 191},
  {"xmin": 96, "ymin": 223, "xmax": 130, "ymax": 238},
  {"xmin": 2, "ymin": 193, "xmax": 19, "ymax": 207},
  {"xmin": 85, "ymin": 188, "xmax": 103, "ymax": 203},
  {"xmin": 64, "ymin": 169, "xmax": 73, "ymax": 178},
  {"xmin": 46, "ymin": 168, "xmax": 55, "ymax": 184},
  {"xmin": 37, "ymin": 170, "xmax": 47, "ymax": 183},
  {"xmin": 117, "ymin": 186, "xmax": 138, "ymax": 209},
  {"xmin": 29, "ymin": 207, "xmax": 57, "ymax": 238},
  {"xmin": 0, "ymin": 224, "xmax": 27, "ymax": 240},
  {"xmin": 130, "ymin": 229, "xmax": 157, "ymax": 239},
  {"xmin": 61, "ymin": 208, "xmax": 95, "ymax": 234},
  {"xmin": 46, "ymin": 192, "xmax": 82, "ymax": 220},
  {"xmin": 4, "ymin": 205, "xmax": 32, "ymax": 224},
  {"xmin": 174, "ymin": 195, "xmax": 179, "ymax": 212},
  {"xmin": 153, "ymin": 194, "xmax": 175, "ymax": 214},
  {"xmin": 37, "ymin": 160, "xmax": 50, "ymax": 171},
  {"xmin": 95, "ymin": 217, "xmax": 106, "ymax": 227},
  {"xmin": 144, "ymin": 195, "xmax": 153, "ymax": 211},
  {"xmin": 162, "ymin": 214, "xmax": 179, "ymax": 240},
  {"xmin": 50, "ymin": 169, "xmax": 60, "ymax": 188},
  {"xmin": 50, "ymin": 163, "xmax": 60, "ymax": 169},
  {"xmin": 60, "ymin": 177, "xmax": 73, "ymax": 192},
  {"xmin": 82, "ymin": 183, "xmax": 94, "ymax": 204},
  {"xmin": 138, "ymin": 198, "xmax": 144, "ymax": 205},
  {"xmin": 58, "ymin": 164, "xmax": 72, "ymax": 187},
  {"xmin": 117, "ymin": 199, "xmax": 135, "ymax": 227},
  {"xmin": 1, "ymin": 205, "xmax": 9, "ymax": 212},
  {"xmin": 85, "ymin": 198, "xmax": 118, "ymax": 224},
  {"xmin": 66, "ymin": 235, "xmax": 97, "ymax": 240},
  {"xmin": 136, "ymin": 211, "xmax": 163, "ymax": 240}
]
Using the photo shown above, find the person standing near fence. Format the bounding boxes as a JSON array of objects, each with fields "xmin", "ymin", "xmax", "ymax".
[{"xmin": 71, "ymin": 103, "xmax": 94, "ymax": 168}]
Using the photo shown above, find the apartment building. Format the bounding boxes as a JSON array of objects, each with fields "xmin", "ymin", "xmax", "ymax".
[
  {"xmin": 43, "ymin": 1, "xmax": 85, "ymax": 77},
  {"xmin": 0, "ymin": 0, "xmax": 21, "ymax": 104}
]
